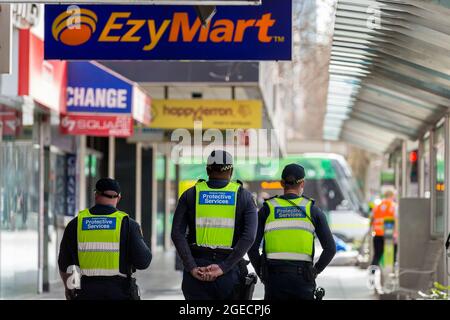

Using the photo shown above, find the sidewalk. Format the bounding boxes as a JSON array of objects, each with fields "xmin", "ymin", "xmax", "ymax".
[{"xmin": 28, "ymin": 251, "xmax": 375, "ymax": 300}]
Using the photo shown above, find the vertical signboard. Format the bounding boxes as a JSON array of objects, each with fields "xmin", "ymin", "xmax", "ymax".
[
  {"xmin": 66, "ymin": 153, "xmax": 77, "ymax": 216},
  {"xmin": 0, "ymin": 5, "xmax": 12, "ymax": 74}
]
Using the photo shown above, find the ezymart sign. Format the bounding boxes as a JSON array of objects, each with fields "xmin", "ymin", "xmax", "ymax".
[
  {"xmin": 8, "ymin": 1, "xmax": 260, "ymax": 4},
  {"xmin": 44, "ymin": 0, "xmax": 291, "ymax": 60}
]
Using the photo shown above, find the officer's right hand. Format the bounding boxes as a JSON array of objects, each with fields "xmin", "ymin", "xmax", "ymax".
[
  {"xmin": 203, "ymin": 264, "xmax": 223, "ymax": 281},
  {"xmin": 190, "ymin": 267, "xmax": 205, "ymax": 281}
]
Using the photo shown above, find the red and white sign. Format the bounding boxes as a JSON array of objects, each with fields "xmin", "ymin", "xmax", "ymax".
[
  {"xmin": 18, "ymin": 29, "xmax": 67, "ymax": 113},
  {"xmin": 0, "ymin": 105, "xmax": 22, "ymax": 136},
  {"xmin": 60, "ymin": 114, "xmax": 133, "ymax": 137}
]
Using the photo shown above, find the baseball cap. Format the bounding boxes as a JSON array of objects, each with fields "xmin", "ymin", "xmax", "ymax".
[
  {"xmin": 95, "ymin": 178, "xmax": 121, "ymax": 198},
  {"xmin": 282, "ymin": 164, "xmax": 305, "ymax": 184}
]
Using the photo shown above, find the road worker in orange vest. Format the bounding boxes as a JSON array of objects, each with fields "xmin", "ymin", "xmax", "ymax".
[{"xmin": 370, "ymin": 190, "xmax": 397, "ymax": 266}]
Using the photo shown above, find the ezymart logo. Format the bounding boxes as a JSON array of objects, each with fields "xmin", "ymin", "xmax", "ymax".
[
  {"xmin": 52, "ymin": 7, "xmax": 98, "ymax": 46},
  {"xmin": 50, "ymin": 6, "xmax": 282, "ymax": 51}
]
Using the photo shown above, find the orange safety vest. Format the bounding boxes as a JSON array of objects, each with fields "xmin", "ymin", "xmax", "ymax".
[{"xmin": 372, "ymin": 199, "xmax": 396, "ymax": 237}]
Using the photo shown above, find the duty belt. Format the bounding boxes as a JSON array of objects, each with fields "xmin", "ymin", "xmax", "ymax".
[
  {"xmin": 268, "ymin": 263, "xmax": 312, "ymax": 274},
  {"xmin": 190, "ymin": 245, "xmax": 233, "ymax": 261}
]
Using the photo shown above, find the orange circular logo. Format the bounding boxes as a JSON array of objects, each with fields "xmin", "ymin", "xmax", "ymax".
[{"xmin": 52, "ymin": 9, "xmax": 98, "ymax": 46}]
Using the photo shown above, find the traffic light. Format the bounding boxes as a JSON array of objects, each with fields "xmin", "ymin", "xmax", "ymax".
[{"xmin": 410, "ymin": 150, "xmax": 418, "ymax": 183}]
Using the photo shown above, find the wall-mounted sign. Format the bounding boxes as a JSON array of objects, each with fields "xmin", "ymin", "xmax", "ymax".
[
  {"xmin": 44, "ymin": 0, "xmax": 291, "ymax": 61},
  {"xmin": 150, "ymin": 99, "xmax": 262, "ymax": 129},
  {"xmin": 60, "ymin": 114, "xmax": 133, "ymax": 137},
  {"xmin": 0, "ymin": 105, "xmax": 22, "ymax": 137},
  {"xmin": 66, "ymin": 61, "xmax": 151, "ymax": 127},
  {"xmin": 67, "ymin": 61, "xmax": 133, "ymax": 114},
  {"xmin": 18, "ymin": 29, "xmax": 67, "ymax": 112}
]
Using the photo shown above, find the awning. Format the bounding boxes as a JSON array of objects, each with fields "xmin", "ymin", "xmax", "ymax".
[{"xmin": 325, "ymin": 0, "xmax": 450, "ymax": 153}]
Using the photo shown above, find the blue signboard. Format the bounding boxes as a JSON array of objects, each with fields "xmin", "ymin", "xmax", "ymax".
[
  {"xmin": 44, "ymin": 0, "xmax": 292, "ymax": 61},
  {"xmin": 67, "ymin": 61, "xmax": 133, "ymax": 114}
]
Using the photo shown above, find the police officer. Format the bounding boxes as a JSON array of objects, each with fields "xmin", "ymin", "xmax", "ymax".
[
  {"xmin": 58, "ymin": 178, "xmax": 152, "ymax": 300},
  {"xmin": 171, "ymin": 150, "xmax": 258, "ymax": 300},
  {"xmin": 248, "ymin": 164, "xmax": 336, "ymax": 300}
]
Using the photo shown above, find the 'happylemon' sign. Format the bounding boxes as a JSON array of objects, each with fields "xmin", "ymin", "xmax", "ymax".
[{"xmin": 150, "ymin": 100, "xmax": 262, "ymax": 129}]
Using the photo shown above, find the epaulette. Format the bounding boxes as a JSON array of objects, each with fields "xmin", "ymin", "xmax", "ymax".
[
  {"xmin": 302, "ymin": 195, "xmax": 316, "ymax": 205},
  {"xmin": 264, "ymin": 195, "xmax": 278, "ymax": 202},
  {"xmin": 196, "ymin": 179, "xmax": 206, "ymax": 184},
  {"xmin": 236, "ymin": 180, "xmax": 244, "ymax": 186}
]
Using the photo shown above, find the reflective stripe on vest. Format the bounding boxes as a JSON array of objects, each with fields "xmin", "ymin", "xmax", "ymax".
[
  {"xmin": 266, "ymin": 252, "xmax": 313, "ymax": 262},
  {"xmin": 77, "ymin": 209, "xmax": 128, "ymax": 277},
  {"xmin": 81, "ymin": 269, "xmax": 127, "ymax": 277},
  {"xmin": 264, "ymin": 197, "xmax": 315, "ymax": 262},
  {"xmin": 78, "ymin": 242, "xmax": 120, "ymax": 252},
  {"xmin": 195, "ymin": 181, "xmax": 240, "ymax": 249}
]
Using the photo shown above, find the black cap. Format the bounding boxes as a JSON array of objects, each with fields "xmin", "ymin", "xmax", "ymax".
[
  {"xmin": 282, "ymin": 164, "xmax": 305, "ymax": 183},
  {"xmin": 95, "ymin": 178, "xmax": 121, "ymax": 198}
]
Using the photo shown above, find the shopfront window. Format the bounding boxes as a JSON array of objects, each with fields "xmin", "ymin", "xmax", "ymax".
[
  {"xmin": 0, "ymin": 107, "xmax": 40, "ymax": 298},
  {"xmin": 433, "ymin": 126, "xmax": 445, "ymax": 235},
  {"xmin": 48, "ymin": 150, "xmax": 67, "ymax": 283}
]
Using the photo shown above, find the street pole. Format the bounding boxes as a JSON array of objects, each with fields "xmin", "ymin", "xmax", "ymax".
[
  {"xmin": 108, "ymin": 137, "xmax": 115, "ymax": 178},
  {"xmin": 135, "ymin": 142, "xmax": 142, "ymax": 225}
]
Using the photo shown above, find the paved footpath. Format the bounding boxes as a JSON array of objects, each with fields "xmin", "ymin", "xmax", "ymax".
[{"xmin": 23, "ymin": 251, "xmax": 375, "ymax": 300}]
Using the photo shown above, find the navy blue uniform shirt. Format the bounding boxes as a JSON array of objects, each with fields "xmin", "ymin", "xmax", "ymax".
[
  {"xmin": 248, "ymin": 193, "xmax": 336, "ymax": 274},
  {"xmin": 171, "ymin": 179, "xmax": 258, "ymax": 274},
  {"xmin": 58, "ymin": 204, "xmax": 152, "ymax": 276}
]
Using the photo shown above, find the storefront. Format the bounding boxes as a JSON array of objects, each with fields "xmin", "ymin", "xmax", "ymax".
[{"xmin": 0, "ymin": 7, "xmax": 71, "ymax": 297}]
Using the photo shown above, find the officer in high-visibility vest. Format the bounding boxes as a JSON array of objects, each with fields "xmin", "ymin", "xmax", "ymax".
[
  {"xmin": 370, "ymin": 190, "xmax": 397, "ymax": 266},
  {"xmin": 171, "ymin": 150, "xmax": 258, "ymax": 300},
  {"xmin": 58, "ymin": 178, "xmax": 152, "ymax": 300},
  {"xmin": 248, "ymin": 164, "xmax": 336, "ymax": 300}
]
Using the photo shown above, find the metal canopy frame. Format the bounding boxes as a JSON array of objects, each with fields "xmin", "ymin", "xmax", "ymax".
[{"xmin": 325, "ymin": 0, "xmax": 450, "ymax": 152}]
